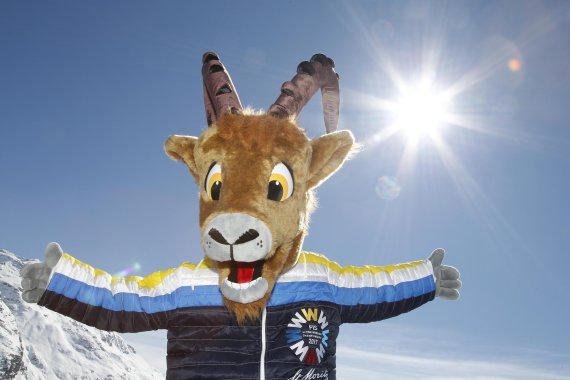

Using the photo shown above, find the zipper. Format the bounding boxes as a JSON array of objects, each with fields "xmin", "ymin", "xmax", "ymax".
[{"xmin": 260, "ymin": 307, "xmax": 267, "ymax": 380}]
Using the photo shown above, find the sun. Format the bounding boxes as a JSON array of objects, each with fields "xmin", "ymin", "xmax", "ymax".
[{"xmin": 391, "ymin": 84, "xmax": 451, "ymax": 140}]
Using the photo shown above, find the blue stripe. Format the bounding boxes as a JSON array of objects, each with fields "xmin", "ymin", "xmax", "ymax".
[
  {"xmin": 47, "ymin": 273, "xmax": 225, "ymax": 312},
  {"xmin": 47, "ymin": 273, "xmax": 435, "ymax": 313},
  {"xmin": 267, "ymin": 276, "xmax": 435, "ymax": 307}
]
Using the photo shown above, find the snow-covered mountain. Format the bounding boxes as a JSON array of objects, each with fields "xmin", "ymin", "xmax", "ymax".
[{"xmin": 0, "ymin": 249, "xmax": 165, "ymax": 380}]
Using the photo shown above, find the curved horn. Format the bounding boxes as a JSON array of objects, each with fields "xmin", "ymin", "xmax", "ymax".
[
  {"xmin": 268, "ymin": 54, "xmax": 340, "ymax": 133},
  {"xmin": 202, "ymin": 52, "xmax": 243, "ymax": 126}
]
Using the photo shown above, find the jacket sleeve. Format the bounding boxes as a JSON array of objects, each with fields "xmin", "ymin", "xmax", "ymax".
[
  {"xmin": 296, "ymin": 253, "xmax": 436, "ymax": 324},
  {"xmin": 37, "ymin": 252, "xmax": 218, "ymax": 332}
]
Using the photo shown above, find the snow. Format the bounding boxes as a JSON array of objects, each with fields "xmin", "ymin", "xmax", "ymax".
[
  {"xmin": 0, "ymin": 249, "xmax": 165, "ymax": 380},
  {"xmin": 0, "ymin": 296, "xmax": 23, "ymax": 378}
]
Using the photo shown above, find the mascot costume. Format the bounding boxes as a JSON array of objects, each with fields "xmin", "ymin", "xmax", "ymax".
[{"xmin": 21, "ymin": 52, "xmax": 461, "ymax": 380}]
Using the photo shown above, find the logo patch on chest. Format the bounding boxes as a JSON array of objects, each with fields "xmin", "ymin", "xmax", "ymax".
[{"xmin": 287, "ymin": 308, "xmax": 329, "ymax": 365}]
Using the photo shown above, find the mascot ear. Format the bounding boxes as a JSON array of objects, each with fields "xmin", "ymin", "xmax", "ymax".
[
  {"xmin": 307, "ymin": 130, "xmax": 354, "ymax": 189},
  {"xmin": 164, "ymin": 135, "xmax": 199, "ymax": 181}
]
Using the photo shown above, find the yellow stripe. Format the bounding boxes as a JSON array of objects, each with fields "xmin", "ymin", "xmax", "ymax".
[
  {"xmin": 62, "ymin": 253, "xmax": 215, "ymax": 289},
  {"xmin": 299, "ymin": 251, "xmax": 425, "ymax": 275},
  {"xmin": 62, "ymin": 253, "xmax": 110, "ymax": 278},
  {"xmin": 61, "ymin": 250, "xmax": 424, "ymax": 290}
]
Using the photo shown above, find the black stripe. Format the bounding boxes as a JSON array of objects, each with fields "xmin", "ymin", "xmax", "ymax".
[
  {"xmin": 38, "ymin": 290, "xmax": 172, "ymax": 333},
  {"xmin": 339, "ymin": 290, "xmax": 436, "ymax": 324}
]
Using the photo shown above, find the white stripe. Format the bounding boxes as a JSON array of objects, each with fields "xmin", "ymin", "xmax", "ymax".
[
  {"xmin": 259, "ymin": 307, "xmax": 267, "ymax": 380},
  {"xmin": 52, "ymin": 253, "xmax": 433, "ymax": 298},
  {"xmin": 277, "ymin": 260, "xmax": 433, "ymax": 288},
  {"xmin": 52, "ymin": 256, "xmax": 218, "ymax": 297}
]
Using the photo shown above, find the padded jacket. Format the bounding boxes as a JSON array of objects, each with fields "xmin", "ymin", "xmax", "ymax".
[{"xmin": 38, "ymin": 251, "xmax": 436, "ymax": 380}]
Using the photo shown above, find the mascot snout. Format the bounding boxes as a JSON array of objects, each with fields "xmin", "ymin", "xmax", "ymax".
[{"xmin": 202, "ymin": 213, "xmax": 273, "ymax": 263}]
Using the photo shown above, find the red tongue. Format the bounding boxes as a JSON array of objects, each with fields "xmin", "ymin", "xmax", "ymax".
[{"xmin": 237, "ymin": 266, "xmax": 254, "ymax": 284}]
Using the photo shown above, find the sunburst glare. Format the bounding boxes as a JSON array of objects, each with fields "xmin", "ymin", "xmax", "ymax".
[
  {"xmin": 391, "ymin": 83, "xmax": 452, "ymax": 141},
  {"xmin": 359, "ymin": 77, "xmax": 461, "ymax": 150}
]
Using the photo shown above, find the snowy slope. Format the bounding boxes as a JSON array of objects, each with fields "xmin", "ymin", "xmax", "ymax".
[
  {"xmin": 0, "ymin": 249, "xmax": 165, "ymax": 380},
  {"xmin": 0, "ymin": 295, "xmax": 23, "ymax": 378}
]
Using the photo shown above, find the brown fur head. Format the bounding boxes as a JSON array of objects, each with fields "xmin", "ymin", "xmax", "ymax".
[{"xmin": 165, "ymin": 112, "xmax": 353, "ymax": 323}]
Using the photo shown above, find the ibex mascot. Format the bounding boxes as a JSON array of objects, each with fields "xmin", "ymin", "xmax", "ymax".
[{"xmin": 21, "ymin": 52, "xmax": 461, "ymax": 380}]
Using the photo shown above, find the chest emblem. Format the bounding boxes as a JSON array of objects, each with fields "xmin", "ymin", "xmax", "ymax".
[{"xmin": 287, "ymin": 307, "xmax": 329, "ymax": 365}]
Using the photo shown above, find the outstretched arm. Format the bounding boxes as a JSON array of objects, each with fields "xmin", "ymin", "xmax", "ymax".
[
  {"xmin": 335, "ymin": 248, "xmax": 460, "ymax": 324},
  {"xmin": 21, "ymin": 242, "xmax": 212, "ymax": 332}
]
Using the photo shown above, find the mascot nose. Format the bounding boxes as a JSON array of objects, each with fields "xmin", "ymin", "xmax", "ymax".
[
  {"xmin": 202, "ymin": 213, "xmax": 271, "ymax": 263},
  {"xmin": 208, "ymin": 228, "xmax": 260, "ymax": 246}
]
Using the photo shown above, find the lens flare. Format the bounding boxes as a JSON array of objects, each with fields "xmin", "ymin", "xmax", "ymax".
[
  {"xmin": 113, "ymin": 262, "xmax": 142, "ymax": 278},
  {"xmin": 508, "ymin": 58, "xmax": 522, "ymax": 72},
  {"xmin": 375, "ymin": 176, "xmax": 401, "ymax": 200}
]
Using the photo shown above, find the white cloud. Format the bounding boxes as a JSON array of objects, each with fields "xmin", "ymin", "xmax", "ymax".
[
  {"xmin": 337, "ymin": 346, "xmax": 569, "ymax": 380},
  {"xmin": 337, "ymin": 323, "xmax": 569, "ymax": 380}
]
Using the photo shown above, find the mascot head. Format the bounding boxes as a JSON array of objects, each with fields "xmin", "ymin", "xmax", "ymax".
[{"xmin": 164, "ymin": 52, "xmax": 354, "ymax": 322}]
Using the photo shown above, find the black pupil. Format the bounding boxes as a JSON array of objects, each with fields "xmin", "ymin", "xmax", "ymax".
[
  {"xmin": 211, "ymin": 181, "xmax": 222, "ymax": 200},
  {"xmin": 267, "ymin": 180, "xmax": 283, "ymax": 201}
]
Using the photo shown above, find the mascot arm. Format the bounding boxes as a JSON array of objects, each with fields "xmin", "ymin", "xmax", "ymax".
[
  {"xmin": 329, "ymin": 249, "xmax": 458, "ymax": 324},
  {"xmin": 21, "ymin": 242, "xmax": 206, "ymax": 332}
]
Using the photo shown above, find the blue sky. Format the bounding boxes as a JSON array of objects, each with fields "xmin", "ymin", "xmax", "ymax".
[{"xmin": 1, "ymin": 1, "xmax": 569, "ymax": 378}]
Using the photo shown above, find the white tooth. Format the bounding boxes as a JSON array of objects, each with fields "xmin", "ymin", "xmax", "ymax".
[
  {"xmin": 225, "ymin": 279, "xmax": 238, "ymax": 290},
  {"xmin": 224, "ymin": 277, "xmax": 265, "ymax": 291},
  {"xmin": 221, "ymin": 277, "xmax": 269, "ymax": 304}
]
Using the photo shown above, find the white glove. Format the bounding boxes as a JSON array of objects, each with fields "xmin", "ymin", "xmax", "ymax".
[
  {"xmin": 428, "ymin": 249, "xmax": 461, "ymax": 300},
  {"xmin": 20, "ymin": 242, "xmax": 63, "ymax": 303}
]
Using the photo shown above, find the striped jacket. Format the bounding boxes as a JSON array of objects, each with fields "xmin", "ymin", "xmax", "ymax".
[{"xmin": 38, "ymin": 252, "xmax": 436, "ymax": 380}]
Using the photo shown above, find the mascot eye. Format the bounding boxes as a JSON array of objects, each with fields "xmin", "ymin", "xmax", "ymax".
[
  {"xmin": 205, "ymin": 163, "xmax": 222, "ymax": 200},
  {"xmin": 267, "ymin": 162, "xmax": 294, "ymax": 202}
]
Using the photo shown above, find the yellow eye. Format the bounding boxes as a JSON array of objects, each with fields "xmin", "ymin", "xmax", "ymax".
[
  {"xmin": 267, "ymin": 162, "xmax": 294, "ymax": 202},
  {"xmin": 205, "ymin": 163, "xmax": 222, "ymax": 200}
]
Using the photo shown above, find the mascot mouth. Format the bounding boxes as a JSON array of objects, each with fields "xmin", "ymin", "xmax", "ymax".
[
  {"xmin": 221, "ymin": 260, "xmax": 269, "ymax": 303},
  {"xmin": 227, "ymin": 260, "xmax": 264, "ymax": 285}
]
